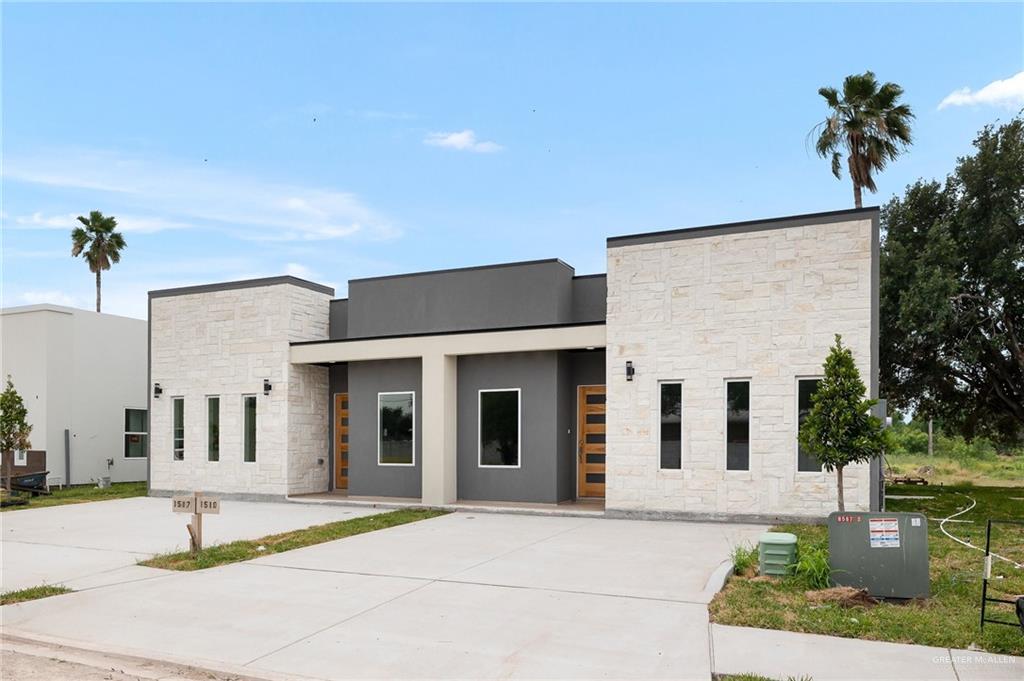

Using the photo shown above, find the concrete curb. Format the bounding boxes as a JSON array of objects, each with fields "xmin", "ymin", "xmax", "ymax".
[
  {"xmin": 701, "ymin": 559, "xmax": 735, "ymax": 603},
  {"xmin": 0, "ymin": 629, "xmax": 320, "ymax": 681}
]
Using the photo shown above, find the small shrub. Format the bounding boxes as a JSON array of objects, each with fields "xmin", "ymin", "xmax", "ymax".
[
  {"xmin": 793, "ymin": 541, "xmax": 831, "ymax": 590},
  {"xmin": 731, "ymin": 542, "xmax": 759, "ymax": 576}
]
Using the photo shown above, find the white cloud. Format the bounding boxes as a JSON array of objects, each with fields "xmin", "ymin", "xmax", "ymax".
[
  {"xmin": 8, "ymin": 211, "xmax": 192, "ymax": 233},
  {"xmin": 938, "ymin": 71, "xmax": 1024, "ymax": 110},
  {"xmin": 284, "ymin": 262, "xmax": 315, "ymax": 279},
  {"xmin": 16, "ymin": 290, "xmax": 83, "ymax": 308},
  {"xmin": 3, "ymin": 149, "xmax": 400, "ymax": 242},
  {"xmin": 424, "ymin": 130, "xmax": 504, "ymax": 153},
  {"xmin": 11, "ymin": 212, "xmax": 77, "ymax": 229}
]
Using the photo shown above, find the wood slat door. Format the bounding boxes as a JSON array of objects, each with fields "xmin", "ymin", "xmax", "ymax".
[
  {"xmin": 334, "ymin": 393, "xmax": 349, "ymax": 490},
  {"xmin": 577, "ymin": 385, "xmax": 606, "ymax": 498}
]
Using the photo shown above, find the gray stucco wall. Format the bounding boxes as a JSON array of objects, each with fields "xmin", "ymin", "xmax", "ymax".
[
  {"xmin": 329, "ymin": 300, "xmax": 348, "ymax": 340},
  {"xmin": 347, "ymin": 359, "xmax": 422, "ymax": 498},
  {"xmin": 456, "ymin": 352, "xmax": 563, "ymax": 503},
  {"xmin": 571, "ymin": 275, "xmax": 607, "ymax": 323},
  {"xmin": 347, "ymin": 260, "xmax": 575, "ymax": 338}
]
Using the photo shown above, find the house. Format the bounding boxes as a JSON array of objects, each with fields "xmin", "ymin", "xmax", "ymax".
[
  {"xmin": 1, "ymin": 304, "xmax": 148, "ymax": 485},
  {"xmin": 148, "ymin": 207, "xmax": 881, "ymax": 521}
]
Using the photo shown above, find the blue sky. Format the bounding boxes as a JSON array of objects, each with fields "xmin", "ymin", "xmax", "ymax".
[{"xmin": 3, "ymin": 2, "xmax": 1022, "ymax": 319}]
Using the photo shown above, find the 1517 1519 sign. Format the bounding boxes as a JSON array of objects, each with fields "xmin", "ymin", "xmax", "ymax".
[{"xmin": 171, "ymin": 492, "xmax": 221, "ymax": 553}]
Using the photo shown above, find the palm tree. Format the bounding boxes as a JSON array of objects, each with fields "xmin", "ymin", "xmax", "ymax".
[
  {"xmin": 71, "ymin": 211, "xmax": 126, "ymax": 313},
  {"xmin": 813, "ymin": 71, "xmax": 914, "ymax": 208}
]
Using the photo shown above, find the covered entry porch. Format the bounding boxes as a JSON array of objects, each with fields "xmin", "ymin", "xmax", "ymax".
[{"xmin": 290, "ymin": 322, "xmax": 607, "ymax": 506}]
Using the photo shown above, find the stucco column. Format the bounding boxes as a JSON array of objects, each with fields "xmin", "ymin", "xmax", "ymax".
[{"xmin": 420, "ymin": 352, "xmax": 457, "ymax": 505}]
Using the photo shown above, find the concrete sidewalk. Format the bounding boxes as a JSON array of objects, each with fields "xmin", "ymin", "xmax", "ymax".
[
  {"xmin": 712, "ymin": 624, "xmax": 1023, "ymax": 681},
  {"xmin": 1, "ymin": 497, "xmax": 382, "ymax": 591}
]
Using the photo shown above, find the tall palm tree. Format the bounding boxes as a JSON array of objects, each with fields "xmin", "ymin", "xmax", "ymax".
[
  {"xmin": 71, "ymin": 211, "xmax": 126, "ymax": 313},
  {"xmin": 813, "ymin": 71, "xmax": 914, "ymax": 208}
]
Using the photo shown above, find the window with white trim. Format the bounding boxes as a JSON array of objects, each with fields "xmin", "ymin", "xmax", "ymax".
[
  {"xmin": 725, "ymin": 380, "xmax": 750, "ymax": 471},
  {"xmin": 659, "ymin": 382, "xmax": 682, "ymax": 469},
  {"xmin": 14, "ymin": 450, "xmax": 27, "ymax": 467},
  {"xmin": 124, "ymin": 408, "xmax": 148, "ymax": 458},
  {"xmin": 479, "ymin": 389, "xmax": 520, "ymax": 468},
  {"xmin": 797, "ymin": 378, "xmax": 824, "ymax": 472},
  {"xmin": 378, "ymin": 392, "xmax": 414, "ymax": 465},
  {"xmin": 172, "ymin": 398, "xmax": 184, "ymax": 461}
]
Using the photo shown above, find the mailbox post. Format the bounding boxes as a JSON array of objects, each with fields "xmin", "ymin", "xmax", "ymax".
[{"xmin": 172, "ymin": 492, "xmax": 220, "ymax": 554}]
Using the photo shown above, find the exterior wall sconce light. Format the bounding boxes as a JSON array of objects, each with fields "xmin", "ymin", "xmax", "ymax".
[
  {"xmin": 626, "ymin": 361, "xmax": 635, "ymax": 382},
  {"xmin": 263, "ymin": 379, "xmax": 272, "ymax": 395},
  {"xmin": 153, "ymin": 383, "xmax": 162, "ymax": 399}
]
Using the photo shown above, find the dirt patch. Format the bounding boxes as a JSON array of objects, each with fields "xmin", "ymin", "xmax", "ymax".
[{"xmin": 805, "ymin": 586, "xmax": 878, "ymax": 608}]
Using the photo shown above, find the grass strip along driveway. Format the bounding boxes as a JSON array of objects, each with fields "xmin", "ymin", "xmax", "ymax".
[
  {"xmin": 0, "ymin": 585, "xmax": 72, "ymax": 606},
  {"xmin": 142, "ymin": 508, "xmax": 448, "ymax": 571},
  {"xmin": 0, "ymin": 481, "xmax": 148, "ymax": 512},
  {"xmin": 710, "ymin": 485, "xmax": 1024, "ymax": 657}
]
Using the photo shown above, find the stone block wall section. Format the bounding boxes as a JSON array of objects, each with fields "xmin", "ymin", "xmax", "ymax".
[
  {"xmin": 605, "ymin": 213, "xmax": 878, "ymax": 520},
  {"xmin": 149, "ymin": 280, "xmax": 331, "ymax": 498}
]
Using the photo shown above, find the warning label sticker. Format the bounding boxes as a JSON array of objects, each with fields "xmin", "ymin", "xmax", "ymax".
[{"xmin": 869, "ymin": 517, "xmax": 901, "ymax": 548}]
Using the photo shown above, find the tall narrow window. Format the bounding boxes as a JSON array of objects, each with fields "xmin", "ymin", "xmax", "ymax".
[
  {"xmin": 124, "ymin": 408, "xmax": 148, "ymax": 458},
  {"xmin": 659, "ymin": 383, "xmax": 682, "ymax": 469},
  {"xmin": 172, "ymin": 398, "xmax": 184, "ymax": 461},
  {"xmin": 479, "ymin": 389, "xmax": 520, "ymax": 467},
  {"xmin": 243, "ymin": 395, "xmax": 257, "ymax": 463},
  {"xmin": 207, "ymin": 396, "xmax": 220, "ymax": 462},
  {"xmin": 378, "ymin": 392, "xmax": 414, "ymax": 465},
  {"xmin": 797, "ymin": 379, "xmax": 823, "ymax": 472},
  {"xmin": 725, "ymin": 380, "xmax": 750, "ymax": 471}
]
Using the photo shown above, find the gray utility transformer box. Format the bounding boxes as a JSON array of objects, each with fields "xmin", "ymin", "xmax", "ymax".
[{"xmin": 827, "ymin": 511, "xmax": 930, "ymax": 599}]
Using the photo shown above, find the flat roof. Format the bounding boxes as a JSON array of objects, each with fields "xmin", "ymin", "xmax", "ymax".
[
  {"xmin": 348, "ymin": 258, "xmax": 574, "ymax": 284},
  {"xmin": 292, "ymin": 319, "xmax": 605, "ymax": 346},
  {"xmin": 149, "ymin": 275, "xmax": 334, "ymax": 299},
  {"xmin": 607, "ymin": 206, "xmax": 880, "ymax": 248}
]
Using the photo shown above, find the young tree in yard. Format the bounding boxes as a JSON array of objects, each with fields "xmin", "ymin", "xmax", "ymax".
[
  {"xmin": 800, "ymin": 336, "xmax": 888, "ymax": 512},
  {"xmin": 1, "ymin": 376, "xmax": 33, "ymax": 489},
  {"xmin": 813, "ymin": 71, "xmax": 914, "ymax": 208},
  {"xmin": 71, "ymin": 210, "xmax": 126, "ymax": 313},
  {"xmin": 881, "ymin": 117, "xmax": 1024, "ymax": 446}
]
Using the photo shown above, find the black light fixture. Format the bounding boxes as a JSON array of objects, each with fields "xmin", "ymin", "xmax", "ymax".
[
  {"xmin": 626, "ymin": 361, "xmax": 635, "ymax": 382},
  {"xmin": 153, "ymin": 383, "xmax": 163, "ymax": 399},
  {"xmin": 263, "ymin": 378, "xmax": 272, "ymax": 395}
]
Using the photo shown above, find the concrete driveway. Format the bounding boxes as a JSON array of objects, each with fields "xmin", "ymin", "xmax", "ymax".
[
  {"xmin": 0, "ymin": 497, "xmax": 382, "ymax": 591},
  {"xmin": 1, "ymin": 511, "xmax": 764, "ymax": 680}
]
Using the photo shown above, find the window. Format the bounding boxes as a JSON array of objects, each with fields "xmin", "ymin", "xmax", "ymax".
[
  {"xmin": 172, "ymin": 398, "xmax": 184, "ymax": 461},
  {"xmin": 378, "ymin": 392, "xmax": 414, "ymax": 465},
  {"xmin": 659, "ymin": 382, "xmax": 682, "ymax": 469},
  {"xmin": 243, "ymin": 395, "xmax": 257, "ymax": 463},
  {"xmin": 797, "ymin": 379, "xmax": 823, "ymax": 472},
  {"xmin": 14, "ymin": 450, "xmax": 27, "ymax": 467},
  {"xmin": 479, "ymin": 389, "xmax": 520, "ymax": 468},
  {"xmin": 124, "ymin": 408, "xmax": 148, "ymax": 458},
  {"xmin": 207, "ymin": 397, "xmax": 220, "ymax": 462},
  {"xmin": 725, "ymin": 380, "xmax": 750, "ymax": 471}
]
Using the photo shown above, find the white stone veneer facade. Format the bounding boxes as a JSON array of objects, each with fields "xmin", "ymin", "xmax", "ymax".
[
  {"xmin": 605, "ymin": 215, "xmax": 877, "ymax": 519},
  {"xmin": 150, "ymin": 282, "xmax": 330, "ymax": 498}
]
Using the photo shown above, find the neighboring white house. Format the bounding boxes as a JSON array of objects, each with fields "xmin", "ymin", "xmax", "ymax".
[{"xmin": 0, "ymin": 304, "xmax": 148, "ymax": 485}]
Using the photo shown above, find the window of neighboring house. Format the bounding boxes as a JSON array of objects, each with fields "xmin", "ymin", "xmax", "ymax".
[
  {"xmin": 725, "ymin": 380, "xmax": 750, "ymax": 471},
  {"xmin": 172, "ymin": 398, "xmax": 184, "ymax": 461},
  {"xmin": 124, "ymin": 408, "xmax": 148, "ymax": 458},
  {"xmin": 797, "ymin": 378, "xmax": 824, "ymax": 472},
  {"xmin": 243, "ymin": 395, "xmax": 257, "ymax": 463},
  {"xmin": 378, "ymin": 391, "xmax": 414, "ymax": 466},
  {"xmin": 659, "ymin": 382, "xmax": 682, "ymax": 469},
  {"xmin": 14, "ymin": 450, "xmax": 27, "ymax": 466},
  {"xmin": 207, "ymin": 396, "xmax": 220, "ymax": 462},
  {"xmin": 479, "ymin": 389, "xmax": 521, "ymax": 468}
]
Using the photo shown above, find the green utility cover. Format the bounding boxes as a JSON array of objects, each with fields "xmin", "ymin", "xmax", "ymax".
[
  {"xmin": 759, "ymin": 532, "xmax": 798, "ymax": 576},
  {"xmin": 827, "ymin": 511, "xmax": 930, "ymax": 599}
]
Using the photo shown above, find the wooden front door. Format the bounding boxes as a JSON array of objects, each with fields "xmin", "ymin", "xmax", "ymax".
[
  {"xmin": 577, "ymin": 385, "xmax": 607, "ymax": 498},
  {"xmin": 334, "ymin": 393, "xmax": 349, "ymax": 490}
]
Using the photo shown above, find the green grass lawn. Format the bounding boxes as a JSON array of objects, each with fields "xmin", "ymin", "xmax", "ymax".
[
  {"xmin": 141, "ymin": 508, "xmax": 448, "ymax": 571},
  {"xmin": 0, "ymin": 585, "xmax": 72, "ymax": 605},
  {"xmin": 710, "ymin": 485, "xmax": 1024, "ymax": 656},
  {"xmin": 0, "ymin": 481, "xmax": 148, "ymax": 512},
  {"xmin": 886, "ymin": 453, "xmax": 1024, "ymax": 487}
]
